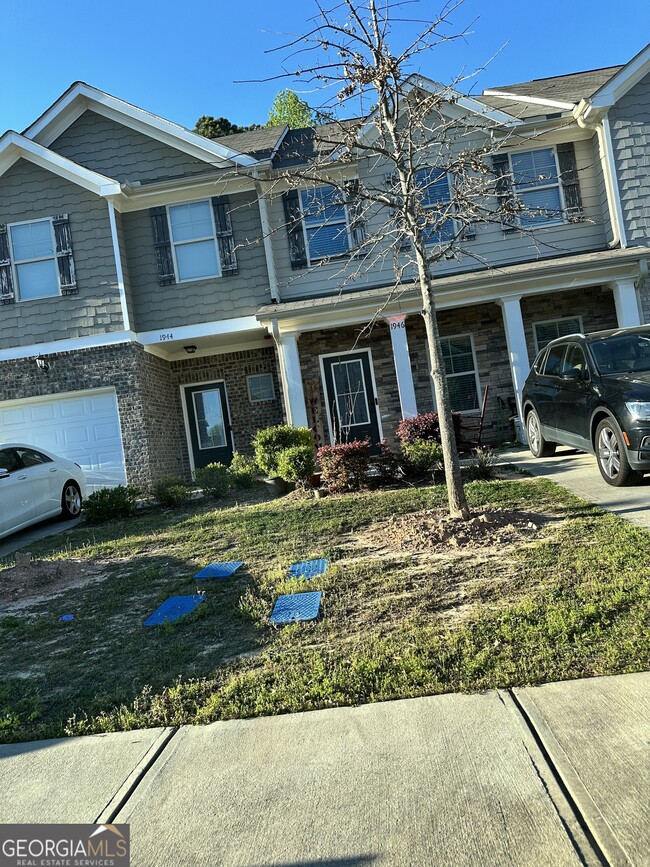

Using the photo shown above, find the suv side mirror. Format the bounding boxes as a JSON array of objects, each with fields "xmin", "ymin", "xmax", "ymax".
[{"xmin": 561, "ymin": 369, "xmax": 584, "ymax": 381}]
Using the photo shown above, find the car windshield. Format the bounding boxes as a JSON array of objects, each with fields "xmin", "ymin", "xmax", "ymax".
[{"xmin": 588, "ymin": 333, "xmax": 650, "ymax": 374}]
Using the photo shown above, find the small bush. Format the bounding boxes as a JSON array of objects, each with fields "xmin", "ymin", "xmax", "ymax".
[
  {"xmin": 318, "ymin": 439, "xmax": 371, "ymax": 494},
  {"xmin": 194, "ymin": 463, "xmax": 233, "ymax": 498},
  {"xmin": 464, "ymin": 446, "xmax": 499, "ymax": 481},
  {"xmin": 153, "ymin": 475, "xmax": 189, "ymax": 508},
  {"xmin": 402, "ymin": 440, "xmax": 443, "ymax": 477},
  {"xmin": 276, "ymin": 444, "xmax": 315, "ymax": 485},
  {"xmin": 395, "ymin": 411, "xmax": 462, "ymax": 446},
  {"xmin": 229, "ymin": 452, "xmax": 258, "ymax": 488},
  {"xmin": 84, "ymin": 485, "xmax": 139, "ymax": 523},
  {"xmin": 252, "ymin": 425, "xmax": 314, "ymax": 478}
]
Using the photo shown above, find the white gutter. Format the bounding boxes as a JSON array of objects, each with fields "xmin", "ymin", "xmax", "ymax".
[
  {"xmin": 574, "ymin": 100, "xmax": 627, "ymax": 249},
  {"xmin": 482, "ymin": 90, "xmax": 576, "ymax": 112},
  {"xmin": 107, "ymin": 201, "xmax": 131, "ymax": 330}
]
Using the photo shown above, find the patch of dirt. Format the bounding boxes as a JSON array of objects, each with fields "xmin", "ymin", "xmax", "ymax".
[
  {"xmin": 359, "ymin": 508, "xmax": 546, "ymax": 556},
  {"xmin": 0, "ymin": 558, "xmax": 110, "ymax": 612}
]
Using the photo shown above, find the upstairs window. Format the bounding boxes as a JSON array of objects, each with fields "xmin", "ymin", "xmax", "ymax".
[
  {"xmin": 168, "ymin": 201, "xmax": 221, "ymax": 282},
  {"xmin": 299, "ymin": 186, "xmax": 351, "ymax": 263},
  {"xmin": 10, "ymin": 220, "xmax": 59, "ymax": 300},
  {"xmin": 0, "ymin": 216, "xmax": 77, "ymax": 304},
  {"xmin": 510, "ymin": 148, "xmax": 563, "ymax": 227},
  {"xmin": 416, "ymin": 168, "xmax": 455, "ymax": 245}
]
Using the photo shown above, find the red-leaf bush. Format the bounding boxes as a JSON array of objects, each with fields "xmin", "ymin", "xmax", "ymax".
[
  {"xmin": 395, "ymin": 411, "xmax": 462, "ymax": 445},
  {"xmin": 317, "ymin": 439, "xmax": 371, "ymax": 493}
]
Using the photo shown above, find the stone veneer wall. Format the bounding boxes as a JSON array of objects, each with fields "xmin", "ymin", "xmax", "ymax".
[
  {"xmin": 169, "ymin": 346, "xmax": 284, "ymax": 479},
  {"xmin": 520, "ymin": 286, "xmax": 618, "ymax": 360},
  {"xmin": 638, "ymin": 277, "xmax": 650, "ymax": 325}
]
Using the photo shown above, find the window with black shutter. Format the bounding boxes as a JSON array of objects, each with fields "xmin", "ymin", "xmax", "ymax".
[{"xmin": 0, "ymin": 216, "xmax": 78, "ymax": 302}]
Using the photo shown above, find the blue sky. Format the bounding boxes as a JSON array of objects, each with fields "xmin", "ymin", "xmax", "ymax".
[{"xmin": 2, "ymin": 0, "xmax": 649, "ymax": 135}]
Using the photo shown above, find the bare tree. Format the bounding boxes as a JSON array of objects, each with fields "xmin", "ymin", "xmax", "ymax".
[{"xmin": 253, "ymin": 0, "xmax": 565, "ymax": 519}]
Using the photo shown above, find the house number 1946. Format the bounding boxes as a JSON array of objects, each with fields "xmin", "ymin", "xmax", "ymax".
[{"xmin": 389, "ymin": 320, "xmax": 405, "ymax": 329}]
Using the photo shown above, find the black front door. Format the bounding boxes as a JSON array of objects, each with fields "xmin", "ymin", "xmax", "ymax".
[
  {"xmin": 321, "ymin": 351, "xmax": 381, "ymax": 445},
  {"xmin": 184, "ymin": 382, "xmax": 234, "ymax": 469}
]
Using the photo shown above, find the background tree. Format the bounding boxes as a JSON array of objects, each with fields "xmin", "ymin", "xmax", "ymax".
[
  {"xmin": 194, "ymin": 116, "xmax": 260, "ymax": 139},
  {"xmin": 262, "ymin": 0, "xmax": 544, "ymax": 519},
  {"xmin": 267, "ymin": 89, "xmax": 335, "ymax": 128}
]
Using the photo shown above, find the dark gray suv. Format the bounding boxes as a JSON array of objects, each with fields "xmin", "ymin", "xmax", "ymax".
[{"xmin": 522, "ymin": 325, "xmax": 650, "ymax": 486}]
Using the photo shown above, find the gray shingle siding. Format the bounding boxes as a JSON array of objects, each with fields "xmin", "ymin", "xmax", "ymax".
[
  {"xmin": 50, "ymin": 110, "xmax": 215, "ymax": 184},
  {"xmin": 609, "ymin": 72, "xmax": 650, "ymax": 246},
  {"xmin": 124, "ymin": 191, "xmax": 271, "ymax": 332},
  {"xmin": 0, "ymin": 158, "xmax": 122, "ymax": 350}
]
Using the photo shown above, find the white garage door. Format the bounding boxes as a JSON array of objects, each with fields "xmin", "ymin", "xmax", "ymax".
[{"xmin": 0, "ymin": 389, "xmax": 127, "ymax": 491}]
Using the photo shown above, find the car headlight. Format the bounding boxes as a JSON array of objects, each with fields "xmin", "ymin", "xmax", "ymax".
[{"xmin": 625, "ymin": 401, "xmax": 650, "ymax": 421}]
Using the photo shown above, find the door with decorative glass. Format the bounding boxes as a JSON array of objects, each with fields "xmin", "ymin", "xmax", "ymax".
[
  {"xmin": 183, "ymin": 382, "xmax": 233, "ymax": 469},
  {"xmin": 321, "ymin": 351, "xmax": 381, "ymax": 446}
]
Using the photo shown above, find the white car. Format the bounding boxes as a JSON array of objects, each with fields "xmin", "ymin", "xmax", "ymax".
[{"xmin": 0, "ymin": 443, "xmax": 87, "ymax": 540}]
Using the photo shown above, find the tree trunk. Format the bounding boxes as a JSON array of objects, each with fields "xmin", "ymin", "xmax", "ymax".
[{"xmin": 414, "ymin": 246, "xmax": 470, "ymax": 519}]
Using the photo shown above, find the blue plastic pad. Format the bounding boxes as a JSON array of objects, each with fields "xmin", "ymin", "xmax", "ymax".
[
  {"xmin": 270, "ymin": 591, "xmax": 322, "ymax": 625},
  {"xmin": 288, "ymin": 559, "xmax": 328, "ymax": 580},
  {"xmin": 194, "ymin": 561, "xmax": 244, "ymax": 580},
  {"xmin": 144, "ymin": 595, "xmax": 205, "ymax": 627},
  {"xmin": 59, "ymin": 614, "xmax": 75, "ymax": 622}
]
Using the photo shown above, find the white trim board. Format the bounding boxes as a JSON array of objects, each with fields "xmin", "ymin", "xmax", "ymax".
[{"xmin": 0, "ymin": 331, "xmax": 135, "ymax": 362}]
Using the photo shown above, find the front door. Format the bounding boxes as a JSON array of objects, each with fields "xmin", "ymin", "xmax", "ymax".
[
  {"xmin": 183, "ymin": 382, "xmax": 234, "ymax": 469},
  {"xmin": 321, "ymin": 351, "xmax": 381, "ymax": 445}
]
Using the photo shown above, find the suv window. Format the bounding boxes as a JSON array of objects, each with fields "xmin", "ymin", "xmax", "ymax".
[
  {"xmin": 563, "ymin": 344, "xmax": 588, "ymax": 378},
  {"xmin": 543, "ymin": 344, "xmax": 567, "ymax": 376}
]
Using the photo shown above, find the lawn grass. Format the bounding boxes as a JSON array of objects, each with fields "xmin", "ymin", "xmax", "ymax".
[{"xmin": 1, "ymin": 477, "xmax": 648, "ymax": 743}]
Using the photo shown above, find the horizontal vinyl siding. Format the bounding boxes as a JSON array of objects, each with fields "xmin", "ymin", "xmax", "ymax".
[
  {"xmin": 609, "ymin": 72, "xmax": 650, "ymax": 246},
  {"xmin": 50, "ymin": 110, "xmax": 214, "ymax": 184},
  {"xmin": 0, "ymin": 159, "xmax": 122, "ymax": 350},
  {"xmin": 274, "ymin": 136, "xmax": 608, "ymax": 301},
  {"xmin": 125, "ymin": 190, "xmax": 271, "ymax": 332}
]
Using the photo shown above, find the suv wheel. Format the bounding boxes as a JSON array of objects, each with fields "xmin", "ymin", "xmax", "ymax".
[
  {"xmin": 526, "ymin": 410, "xmax": 556, "ymax": 458},
  {"xmin": 595, "ymin": 419, "xmax": 641, "ymax": 487}
]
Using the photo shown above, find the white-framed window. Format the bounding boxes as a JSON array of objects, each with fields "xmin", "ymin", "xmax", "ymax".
[
  {"xmin": 533, "ymin": 316, "xmax": 583, "ymax": 353},
  {"xmin": 8, "ymin": 219, "xmax": 59, "ymax": 301},
  {"xmin": 438, "ymin": 333, "xmax": 481, "ymax": 413},
  {"xmin": 299, "ymin": 186, "xmax": 351, "ymax": 263},
  {"xmin": 247, "ymin": 373, "xmax": 275, "ymax": 403},
  {"xmin": 167, "ymin": 200, "xmax": 221, "ymax": 282},
  {"xmin": 415, "ymin": 168, "xmax": 455, "ymax": 245},
  {"xmin": 509, "ymin": 147, "xmax": 564, "ymax": 228}
]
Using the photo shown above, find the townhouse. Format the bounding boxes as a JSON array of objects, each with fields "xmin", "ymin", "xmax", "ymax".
[{"xmin": 1, "ymin": 44, "xmax": 649, "ymax": 490}]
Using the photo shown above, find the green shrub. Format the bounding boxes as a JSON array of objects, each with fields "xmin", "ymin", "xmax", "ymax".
[
  {"xmin": 153, "ymin": 475, "xmax": 189, "ymax": 507},
  {"xmin": 194, "ymin": 463, "xmax": 233, "ymax": 498},
  {"xmin": 229, "ymin": 452, "xmax": 258, "ymax": 488},
  {"xmin": 276, "ymin": 444, "xmax": 315, "ymax": 485},
  {"xmin": 252, "ymin": 425, "xmax": 314, "ymax": 478},
  {"xmin": 84, "ymin": 485, "xmax": 139, "ymax": 523},
  {"xmin": 402, "ymin": 439, "xmax": 443, "ymax": 476}
]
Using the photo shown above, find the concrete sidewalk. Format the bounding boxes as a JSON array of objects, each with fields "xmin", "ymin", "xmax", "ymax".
[
  {"xmin": 1, "ymin": 672, "xmax": 648, "ymax": 866},
  {"xmin": 500, "ymin": 446, "xmax": 650, "ymax": 530}
]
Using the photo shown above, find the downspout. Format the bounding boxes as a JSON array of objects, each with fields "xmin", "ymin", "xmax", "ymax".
[
  {"xmin": 253, "ymin": 174, "xmax": 281, "ymax": 303},
  {"xmin": 107, "ymin": 200, "xmax": 132, "ymax": 332},
  {"xmin": 575, "ymin": 100, "xmax": 627, "ymax": 249},
  {"xmin": 270, "ymin": 317, "xmax": 292, "ymax": 423}
]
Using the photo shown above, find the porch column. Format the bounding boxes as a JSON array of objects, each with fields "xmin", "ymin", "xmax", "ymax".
[
  {"xmin": 386, "ymin": 314, "xmax": 418, "ymax": 419},
  {"xmin": 497, "ymin": 296, "xmax": 530, "ymax": 424},
  {"xmin": 276, "ymin": 331, "xmax": 309, "ymax": 428},
  {"xmin": 609, "ymin": 278, "xmax": 642, "ymax": 327}
]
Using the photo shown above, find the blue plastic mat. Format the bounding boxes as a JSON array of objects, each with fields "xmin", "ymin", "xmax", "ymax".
[
  {"xmin": 144, "ymin": 595, "xmax": 205, "ymax": 627},
  {"xmin": 288, "ymin": 559, "xmax": 328, "ymax": 580},
  {"xmin": 270, "ymin": 591, "xmax": 322, "ymax": 625},
  {"xmin": 59, "ymin": 614, "xmax": 75, "ymax": 622},
  {"xmin": 194, "ymin": 561, "xmax": 244, "ymax": 580}
]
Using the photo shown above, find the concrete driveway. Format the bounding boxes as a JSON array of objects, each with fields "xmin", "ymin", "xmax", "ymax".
[
  {"xmin": 0, "ymin": 515, "xmax": 81, "ymax": 559},
  {"xmin": 500, "ymin": 446, "xmax": 650, "ymax": 530}
]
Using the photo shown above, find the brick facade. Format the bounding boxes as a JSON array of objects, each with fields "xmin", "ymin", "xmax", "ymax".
[{"xmin": 0, "ymin": 342, "xmax": 283, "ymax": 490}]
